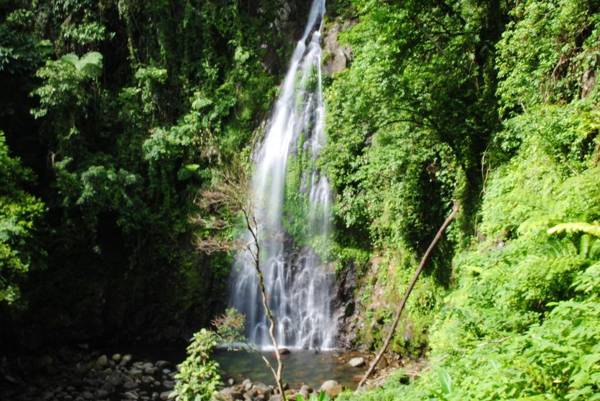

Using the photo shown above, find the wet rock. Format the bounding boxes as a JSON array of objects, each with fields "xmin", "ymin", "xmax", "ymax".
[
  {"xmin": 145, "ymin": 366, "xmax": 158, "ymax": 375},
  {"xmin": 319, "ymin": 380, "xmax": 343, "ymax": 399},
  {"xmin": 323, "ymin": 22, "xmax": 354, "ymax": 75},
  {"xmin": 278, "ymin": 348, "xmax": 291, "ymax": 355},
  {"xmin": 120, "ymin": 355, "xmax": 133, "ymax": 366},
  {"xmin": 214, "ymin": 387, "xmax": 244, "ymax": 401},
  {"xmin": 299, "ymin": 385, "xmax": 312, "ymax": 398},
  {"xmin": 348, "ymin": 357, "xmax": 365, "ymax": 368},
  {"xmin": 162, "ymin": 380, "xmax": 175, "ymax": 389},
  {"xmin": 254, "ymin": 383, "xmax": 272, "ymax": 397},
  {"xmin": 242, "ymin": 379, "xmax": 253, "ymax": 391},
  {"xmin": 107, "ymin": 372, "xmax": 123, "ymax": 387},
  {"xmin": 82, "ymin": 391, "xmax": 94, "ymax": 400},
  {"xmin": 130, "ymin": 368, "xmax": 143, "ymax": 377},
  {"xmin": 96, "ymin": 355, "xmax": 109, "ymax": 369},
  {"xmin": 112, "ymin": 354, "xmax": 122, "ymax": 362},
  {"xmin": 156, "ymin": 360, "xmax": 169, "ymax": 368},
  {"xmin": 124, "ymin": 391, "xmax": 139, "ymax": 400},
  {"xmin": 123, "ymin": 379, "xmax": 138, "ymax": 390}
]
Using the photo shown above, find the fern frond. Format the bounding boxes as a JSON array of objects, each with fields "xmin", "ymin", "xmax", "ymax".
[{"xmin": 547, "ymin": 222, "xmax": 600, "ymax": 238}]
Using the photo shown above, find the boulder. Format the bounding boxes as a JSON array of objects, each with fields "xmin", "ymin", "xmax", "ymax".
[
  {"xmin": 214, "ymin": 387, "xmax": 243, "ymax": 401},
  {"xmin": 278, "ymin": 348, "xmax": 291, "ymax": 355},
  {"xmin": 96, "ymin": 355, "xmax": 109, "ymax": 369},
  {"xmin": 120, "ymin": 354, "xmax": 133, "ymax": 366},
  {"xmin": 242, "ymin": 379, "xmax": 253, "ymax": 392},
  {"xmin": 348, "ymin": 357, "xmax": 365, "ymax": 368},
  {"xmin": 254, "ymin": 383, "xmax": 272, "ymax": 398},
  {"xmin": 159, "ymin": 391, "xmax": 174, "ymax": 401},
  {"xmin": 319, "ymin": 380, "xmax": 343, "ymax": 399},
  {"xmin": 299, "ymin": 385, "xmax": 312, "ymax": 398},
  {"xmin": 124, "ymin": 391, "xmax": 140, "ymax": 400}
]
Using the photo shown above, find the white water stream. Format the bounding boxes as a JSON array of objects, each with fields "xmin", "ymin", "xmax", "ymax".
[{"xmin": 229, "ymin": 0, "xmax": 336, "ymax": 350}]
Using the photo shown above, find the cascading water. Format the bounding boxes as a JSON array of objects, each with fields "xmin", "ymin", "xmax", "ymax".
[{"xmin": 229, "ymin": 0, "xmax": 336, "ymax": 350}]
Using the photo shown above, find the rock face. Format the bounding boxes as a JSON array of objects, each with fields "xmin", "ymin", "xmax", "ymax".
[
  {"xmin": 348, "ymin": 357, "xmax": 365, "ymax": 368},
  {"xmin": 319, "ymin": 380, "xmax": 344, "ymax": 399},
  {"xmin": 323, "ymin": 21, "xmax": 355, "ymax": 75}
]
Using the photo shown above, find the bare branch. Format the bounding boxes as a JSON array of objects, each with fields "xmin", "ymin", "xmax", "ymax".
[{"xmin": 357, "ymin": 201, "xmax": 460, "ymax": 390}]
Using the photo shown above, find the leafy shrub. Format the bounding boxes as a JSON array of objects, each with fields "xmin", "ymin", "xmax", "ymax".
[
  {"xmin": 0, "ymin": 131, "xmax": 44, "ymax": 304},
  {"xmin": 173, "ymin": 329, "xmax": 221, "ymax": 401}
]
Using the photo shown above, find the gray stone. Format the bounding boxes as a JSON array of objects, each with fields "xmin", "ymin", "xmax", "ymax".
[
  {"xmin": 82, "ymin": 391, "xmax": 94, "ymax": 400},
  {"xmin": 96, "ymin": 355, "xmax": 109, "ymax": 369},
  {"xmin": 124, "ymin": 391, "xmax": 139, "ymax": 400},
  {"xmin": 162, "ymin": 380, "xmax": 175, "ymax": 389},
  {"xmin": 299, "ymin": 385, "xmax": 312, "ymax": 398},
  {"xmin": 156, "ymin": 360, "xmax": 169, "ymax": 369},
  {"xmin": 123, "ymin": 380, "xmax": 138, "ymax": 390},
  {"xmin": 130, "ymin": 368, "xmax": 143, "ymax": 377},
  {"xmin": 107, "ymin": 372, "xmax": 122, "ymax": 387},
  {"xmin": 348, "ymin": 357, "xmax": 365, "ymax": 368},
  {"xmin": 112, "ymin": 354, "xmax": 122, "ymax": 362},
  {"xmin": 242, "ymin": 379, "xmax": 253, "ymax": 391},
  {"xmin": 254, "ymin": 383, "xmax": 271, "ymax": 397},
  {"xmin": 319, "ymin": 380, "xmax": 343, "ymax": 399},
  {"xmin": 215, "ymin": 387, "xmax": 243, "ymax": 401},
  {"xmin": 120, "ymin": 355, "xmax": 133, "ymax": 366},
  {"xmin": 159, "ymin": 391, "xmax": 174, "ymax": 401}
]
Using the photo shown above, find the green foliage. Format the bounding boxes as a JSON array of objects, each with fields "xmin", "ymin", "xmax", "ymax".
[
  {"xmin": 496, "ymin": 0, "xmax": 599, "ymax": 115},
  {"xmin": 0, "ymin": 0, "xmax": 287, "ymax": 343},
  {"xmin": 211, "ymin": 307, "xmax": 246, "ymax": 345},
  {"xmin": 31, "ymin": 51, "xmax": 103, "ymax": 118},
  {"xmin": 173, "ymin": 329, "xmax": 221, "ymax": 401},
  {"xmin": 548, "ymin": 222, "xmax": 600, "ymax": 238},
  {"xmin": 341, "ymin": 0, "xmax": 600, "ymax": 399},
  {"xmin": 0, "ymin": 131, "xmax": 44, "ymax": 304}
]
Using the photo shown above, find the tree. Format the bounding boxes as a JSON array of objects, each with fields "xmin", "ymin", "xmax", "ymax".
[{"xmin": 197, "ymin": 160, "xmax": 287, "ymax": 401}]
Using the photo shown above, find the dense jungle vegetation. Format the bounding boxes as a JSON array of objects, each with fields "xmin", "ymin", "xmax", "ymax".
[{"xmin": 1, "ymin": 0, "xmax": 599, "ymax": 400}]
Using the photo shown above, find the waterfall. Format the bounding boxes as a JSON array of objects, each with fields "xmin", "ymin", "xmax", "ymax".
[{"xmin": 229, "ymin": 0, "xmax": 336, "ymax": 350}]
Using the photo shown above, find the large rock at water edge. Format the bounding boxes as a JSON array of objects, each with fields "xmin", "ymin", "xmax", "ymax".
[
  {"xmin": 215, "ymin": 387, "xmax": 243, "ymax": 401},
  {"xmin": 348, "ymin": 357, "xmax": 365, "ymax": 368},
  {"xmin": 319, "ymin": 380, "xmax": 343, "ymax": 399}
]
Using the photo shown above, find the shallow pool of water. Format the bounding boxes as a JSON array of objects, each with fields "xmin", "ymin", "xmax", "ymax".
[{"xmin": 214, "ymin": 349, "xmax": 363, "ymax": 390}]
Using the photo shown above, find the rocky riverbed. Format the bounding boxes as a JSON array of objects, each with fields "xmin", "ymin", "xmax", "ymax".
[
  {"xmin": 0, "ymin": 348, "xmax": 178, "ymax": 401},
  {"xmin": 0, "ymin": 346, "xmax": 419, "ymax": 401}
]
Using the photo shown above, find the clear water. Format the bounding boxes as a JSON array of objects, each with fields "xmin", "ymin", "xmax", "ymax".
[
  {"xmin": 229, "ymin": 0, "xmax": 337, "ymax": 350},
  {"xmin": 215, "ymin": 350, "xmax": 360, "ymax": 390}
]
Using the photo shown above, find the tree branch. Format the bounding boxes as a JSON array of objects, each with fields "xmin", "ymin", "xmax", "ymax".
[{"xmin": 356, "ymin": 201, "xmax": 460, "ymax": 390}]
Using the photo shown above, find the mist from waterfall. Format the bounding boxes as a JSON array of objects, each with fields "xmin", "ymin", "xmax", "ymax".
[{"xmin": 229, "ymin": 0, "xmax": 336, "ymax": 350}]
